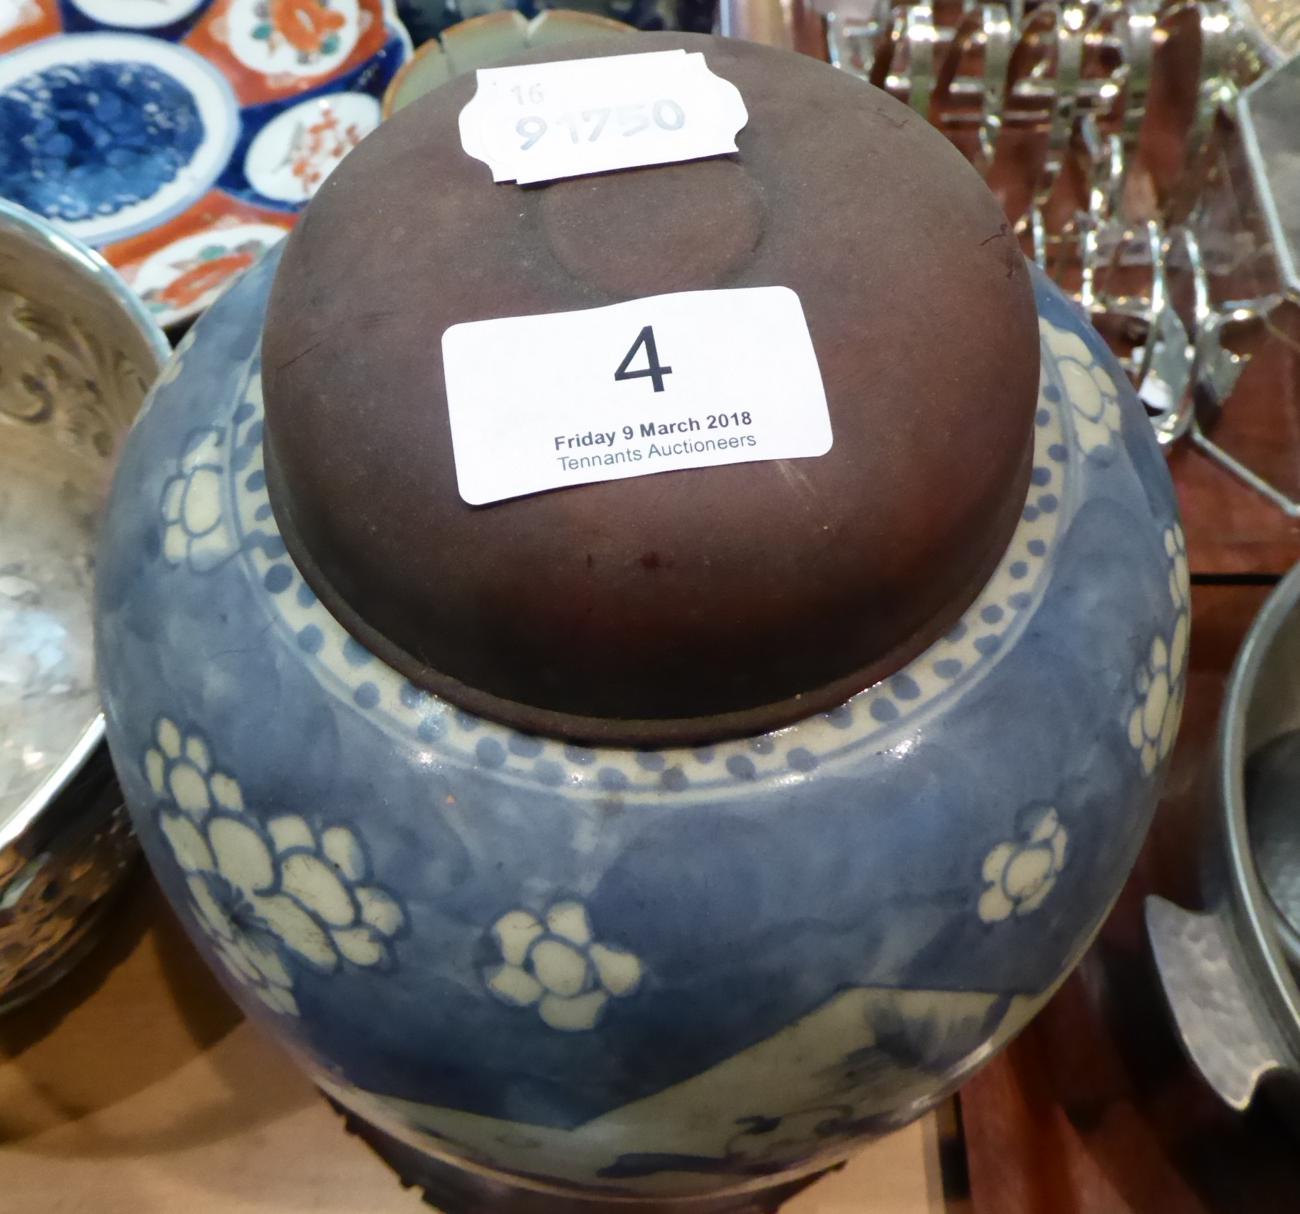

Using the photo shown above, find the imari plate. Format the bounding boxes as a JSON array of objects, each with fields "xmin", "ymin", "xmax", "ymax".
[{"xmin": 0, "ymin": 1, "xmax": 411, "ymax": 327}]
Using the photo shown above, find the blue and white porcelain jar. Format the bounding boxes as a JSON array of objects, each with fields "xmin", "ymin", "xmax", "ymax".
[{"xmin": 96, "ymin": 33, "xmax": 1185, "ymax": 1212}]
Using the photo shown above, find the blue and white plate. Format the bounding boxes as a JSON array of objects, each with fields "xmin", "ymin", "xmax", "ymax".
[{"xmin": 0, "ymin": 0, "xmax": 410, "ymax": 326}]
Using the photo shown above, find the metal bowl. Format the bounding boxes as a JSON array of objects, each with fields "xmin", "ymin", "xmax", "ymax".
[
  {"xmin": 0, "ymin": 198, "xmax": 169, "ymax": 1010},
  {"xmin": 1148, "ymin": 563, "xmax": 1300, "ymax": 1123}
]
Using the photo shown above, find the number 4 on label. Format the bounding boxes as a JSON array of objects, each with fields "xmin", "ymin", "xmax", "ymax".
[{"xmin": 614, "ymin": 325, "xmax": 673, "ymax": 393}]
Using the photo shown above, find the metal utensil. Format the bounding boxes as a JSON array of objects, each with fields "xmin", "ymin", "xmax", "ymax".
[
  {"xmin": 1148, "ymin": 563, "xmax": 1300, "ymax": 1123},
  {"xmin": 0, "ymin": 198, "xmax": 169, "ymax": 1010}
]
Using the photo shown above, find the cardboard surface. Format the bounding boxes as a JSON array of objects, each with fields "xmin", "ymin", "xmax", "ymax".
[{"xmin": 0, "ymin": 876, "xmax": 943, "ymax": 1213}]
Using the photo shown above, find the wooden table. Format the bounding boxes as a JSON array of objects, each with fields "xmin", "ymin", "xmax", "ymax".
[
  {"xmin": 0, "ymin": 875, "xmax": 949, "ymax": 1213},
  {"xmin": 7, "ymin": 301, "xmax": 1299, "ymax": 1214},
  {"xmin": 8, "ymin": 18, "xmax": 1300, "ymax": 1209},
  {"xmin": 948, "ymin": 24, "xmax": 1300, "ymax": 1202},
  {"xmin": 958, "ymin": 354, "xmax": 1300, "ymax": 1211},
  {"xmin": 11, "ymin": 442, "xmax": 1291, "ymax": 1214}
]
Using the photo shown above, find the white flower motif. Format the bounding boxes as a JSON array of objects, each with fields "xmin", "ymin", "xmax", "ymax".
[
  {"xmin": 977, "ymin": 807, "xmax": 1069, "ymax": 923},
  {"xmin": 144, "ymin": 716, "xmax": 243, "ymax": 820},
  {"xmin": 146, "ymin": 718, "xmax": 407, "ymax": 1016},
  {"xmin": 1042, "ymin": 319, "xmax": 1123, "ymax": 456},
  {"xmin": 482, "ymin": 901, "xmax": 642, "ymax": 1032},
  {"xmin": 160, "ymin": 427, "xmax": 238, "ymax": 573},
  {"xmin": 1165, "ymin": 523, "xmax": 1189, "ymax": 613},
  {"xmin": 1128, "ymin": 625, "xmax": 1187, "ymax": 776}
]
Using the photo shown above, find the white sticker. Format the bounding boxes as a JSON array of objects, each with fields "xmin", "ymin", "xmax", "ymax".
[
  {"xmin": 442, "ymin": 287, "xmax": 832, "ymax": 506},
  {"xmin": 458, "ymin": 50, "xmax": 749, "ymax": 185}
]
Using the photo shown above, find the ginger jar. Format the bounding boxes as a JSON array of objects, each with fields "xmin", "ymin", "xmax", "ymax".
[{"xmin": 95, "ymin": 31, "xmax": 1187, "ymax": 1212}]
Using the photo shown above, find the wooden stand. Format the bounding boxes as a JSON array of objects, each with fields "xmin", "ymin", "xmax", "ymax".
[{"xmin": 334, "ymin": 1099, "xmax": 833, "ymax": 1213}]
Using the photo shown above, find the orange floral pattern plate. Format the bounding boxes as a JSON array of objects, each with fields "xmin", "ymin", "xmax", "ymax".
[{"xmin": 0, "ymin": 0, "xmax": 410, "ymax": 327}]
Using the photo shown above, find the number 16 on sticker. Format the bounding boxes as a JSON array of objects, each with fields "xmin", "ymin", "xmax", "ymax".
[
  {"xmin": 441, "ymin": 287, "xmax": 832, "ymax": 506},
  {"xmin": 459, "ymin": 50, "xmax": 748, "ymax": 184}
]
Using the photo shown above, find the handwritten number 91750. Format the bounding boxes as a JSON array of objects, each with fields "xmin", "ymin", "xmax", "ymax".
[{"xmin": 516, "ymin": 101, "xmax": 685, "ymax": 151}]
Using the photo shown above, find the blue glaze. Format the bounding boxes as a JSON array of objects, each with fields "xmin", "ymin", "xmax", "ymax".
[
  {"xmin": 0, "ymin": 60, "xmax": 203, "ymax": 224},
  {"xmin": 56, "ymin": 1, "xmax": 210, "ymax": 42},
  {"xmin": 96, "ymin": 252, "xmax": 1186, "ymax": 1201}
]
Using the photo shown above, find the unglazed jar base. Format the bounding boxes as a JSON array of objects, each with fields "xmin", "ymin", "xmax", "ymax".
[{"xmin": 95, "ymin": 238, "xmax": 1185, "ymax": 1204}]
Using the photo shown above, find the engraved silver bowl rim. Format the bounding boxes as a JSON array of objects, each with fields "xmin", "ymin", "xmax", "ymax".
[
  {"xmin": 1148, "ymin": 562, "xmax": 1300, "ymax": 1118},
  {"xmin": 0, "ymin": 197, "xmax": 171, "ymax": 854}
]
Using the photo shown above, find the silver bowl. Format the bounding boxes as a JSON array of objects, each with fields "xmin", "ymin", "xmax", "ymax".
[
  {"xmin": 1148, "ymin": 564, "xmax": 1300, "ymax": 1123},
  {"xmin": 0, "ymin": 199, "xmax": 169, "ymax": 1010}
]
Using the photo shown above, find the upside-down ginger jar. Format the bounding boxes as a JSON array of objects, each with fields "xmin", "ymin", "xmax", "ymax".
[{"xmin": 95, "ymin": 31, "xmax": 1187, "ymax": 1213}]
